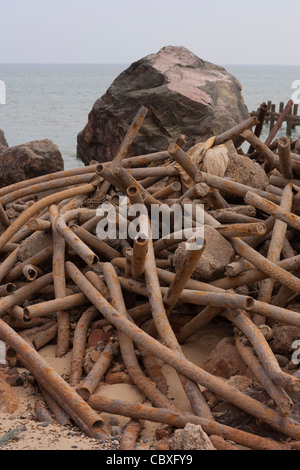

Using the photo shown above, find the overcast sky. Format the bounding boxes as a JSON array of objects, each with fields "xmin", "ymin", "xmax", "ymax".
[{"xmin": 1, "ymin": 0, "xmax": 299, "ymax": 65}]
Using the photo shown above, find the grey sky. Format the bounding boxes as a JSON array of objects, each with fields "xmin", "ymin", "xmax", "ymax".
[{"xmin": 1, "ymin": 0, "xmax": 299, "ymax": 65}]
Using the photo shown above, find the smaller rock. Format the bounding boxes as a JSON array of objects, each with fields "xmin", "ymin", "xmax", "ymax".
[
  {"xmin": 0, "ymin": 139, "xmax": 64, "ymax": 188},
  {"xmin": 169, "ymin": 424, "xmax": 215, "ymax": 450},
  {"xmin": 173, "ymin": 226, "xmax": 235, "ymax": 281},
  {"xmin": 109, "ymin": 417, "xmax": 119, "ymax": 427},
  {"xmin": 225, "ymin": 152, "xmax": 268, "ymax": 191},
  {"xmin": 111, "ymin": 426, "xmax": 122, "ymax": 437},
  {"xmin": 87, "ymin": 330, "xmax": 111, "ymax": 349},
  {"xmin": 203, "ymin": 337, "xmax": 248, "ymax": 379},
  {"xmin": 18, "ymin": 231, "xmax": 52, "ymax": 262},
  {"xmin": 0, "ymin": 378, "xmax": 18, "ymax": 413},
  {"xmin": 155, "ymin": 424, "xmax": 173, "ymax": 440},
  {"xmin": 270, "ymin": 326, "xmax": 300, "ymax": 356},
  {"xmin": 275, "ymin": 354, "xmax": 289, "ymax": 368}
]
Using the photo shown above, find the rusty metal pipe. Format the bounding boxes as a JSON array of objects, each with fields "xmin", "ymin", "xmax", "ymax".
[
  {"xmin": 245, "ymin": 190, "xmax": 300, "ymax": 231},
  {"xmin": 6, "ymin": 245, "xmax": 53, "ymax": 282},
  {"xmin": 26, "ymin": 219, "xmax": 51, "ymax": 231},
  {"xmin": 152, "ymin": 181, "xmax": 182, "ymax": 200},
  {"xmin": 0, "ymin": 317, "xmax": 104, "ymax": 433},
  {"xmin": 0, "ymin": 247, "xmax": 19, "ymax": 283},
  {"xmin": 0, "ymin": 174, "xmax": 94, "ymax": 206},
  {"xmin": 278, "ymin": 137, "xmax": 293, "ymax": 179},
  {"xmin": 69, "ymin": 306, "xmax": 99, "ymax": 386},
  {"xmin": 254, "ymin": 184, "xmax": 293, "ymax": 325},
  {"xmin": 0, "ymin": 273, "xmax": 53, "ymax": 318},
  {"xmin": 76, "ymin": 341, "xmax": 118, "ymax": 401},
  {"xmin": 223, "ymin": 310, "xmax": 300, "ymax": 394},
  {"xmin": 0, "ymin": 181, "xmax": 100, "ymax": 251},
  {"xmin": 98, "ymin": 106, "xmax": 148, "ymax": 196},
  {"xmin": 22, "ymin": 264, "xmax": 43, "ymax": 282},
  {"xmin": 210, "ymin": 254, "xmax": 300, "ymax": 290},
  {"xmin": 65, "ymin": 262, "xmax": 300, "ymax": 438},
  {"xmin": 236, "ymin": 337, "xmax": 293, "ymax": 416},
  {"xmin": 55, "ymin": 215, "xmax": 99, "ymax": 266},
  {"xmin": 119, "ymin": 419, "xmax": 144, "ymax": 450},
  {"xmin": 216, "ymin": 222, "xmax": 267, "ymax": 238},
  {"xmin": 102, "ymin": 262, "xmax": 175, "ymax": 410},
  {"xmin": 88, "ymin": 396, "xmax": 291, "ymax": 451},
  {"xmin": 23, "ymin": 293, "xmax": 88, "ymax": 321},
  {"xmin": 71, "ymin": 224, "xmax": 121, "ymax": 261}
]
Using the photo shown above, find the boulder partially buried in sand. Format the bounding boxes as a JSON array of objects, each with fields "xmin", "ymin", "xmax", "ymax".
[
  {"xmin": 0, "ymin": 139, "xmax": 64, "ymax": 188},
  {"xmin": 173, "ymin": 225, "xmax": 235, "ymax": 281},
  {"xmin": 77, "ymin": 45, "xmax": 250, "ymax": 164},
  {"xmin": 170, "ymin": 424, "xmax": 215, "ymax": 450}
]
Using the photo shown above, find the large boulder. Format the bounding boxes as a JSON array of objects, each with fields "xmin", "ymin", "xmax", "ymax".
[
  {"xmin": 77, "ymin": 46, "xmax": 250, "ymax": 165},
  {"xmin": 0, "ymin": 139, "xmax": 64, "ymax": 187}
]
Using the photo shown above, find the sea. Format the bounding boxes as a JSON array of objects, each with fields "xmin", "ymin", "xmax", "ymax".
[{"xmin": 0, "ymin": 64, "xmax": 300, "ymax": 169}]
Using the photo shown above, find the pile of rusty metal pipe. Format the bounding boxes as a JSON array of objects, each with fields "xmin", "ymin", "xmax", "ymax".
[{"xmin": 1, "ymin": 106, "xmax": 300, "ymax": 450}]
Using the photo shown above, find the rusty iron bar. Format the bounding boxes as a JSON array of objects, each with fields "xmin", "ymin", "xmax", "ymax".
[
  {"xmin": 76, "ymin": 341, "xmax": 118, "ymax": 401},
  {"xmin": 0, "ymin": 174, "xmax": 94, "ymax": 207},
  {"xmin": 22, "ymin": 264, "xmax": 43, "ymax": 282},
  {"xmin": 39, "ymin": 384, "xmax": 72, "ymax": 426},
  {"xmin": 55, "ymin": 214, "xmax": 99, "ymax": 266},
  {"xmin": 177, "ymin": 183, "xmax": 210, "ymax": 205},
  {"xmin": 23, "ymin": 293, "xmax": 88, "ymax": 321},
  {"xmin": 96, "ymin": 165, "xmax": 127, "ymax": 193},
  {"xmin": 210, "ymin": 254, "xmax": 300, "ymax": 290},
  {"xmin": 213, "ymin": 116, "xmax": 259, "ymax": 147},
  {"xmin": 0, "ymin": 180, "xmax": 100, "ymax": 251},
  {"xmin": 254, "ymin": 184, "xmax": 293, "ymax": 326},
  {"xmin": 163, "ymin": 236, "xmax": 207, "ymax": 316},
  {"xmin": 223, "ymin": 309, "xmax": 300, "ymax": 394},
  {"xmin": 152, "ymin": 181, "xmax": 182, "ymax": 200},
  {"xmin": 49, "ymin": 205, "xmax": 70, "ymax": 357},
  {"xmin": 265, "ymin": 100, "xmax": 294, "ymax": 147},
  {"xmin": 168, "ymin": 144, "xmax": 199, "ymax": 181},
  {"xmin": 247, "ymin": 103, "xmax": 268, "ymax": 154},
  {"xmin": 138, "ymin": 347, "xmax": 169, "ymax": 396},
  {"xmin": 216, "ymin": 222, "xmax": 267, "ymax": 238},
  {"xmin": 26, "ymin": 219, "xmax": 51, "ymax": 231},
  {"xmin": 98, "ymin": 106, "xmax": 148, "ymax": 196},
  {"xmin": 0, "ymin": 203, "xmax": 10, "ymax": 227},
  {"xmin": 244, "ymin": 190, "xmax": 300, "ymax": 231},
  {"xmin": 121, "ymin": 151, "xmax": 170, "ymax": 168},
  {"xmin": 32, "ymin": 323, "xmax": 58, "ymax": 350},
  {"xmin": 0, "ymin": 166, "xmax": 98, "ymax": 200},
  {"xmin": 235, "ymin": 337, "xmax": 293, "ymax": 416},
  {"xmin": 0, "ymin": 273, "xmax": 53, "ymax": 318},
  {"xmin": 119, "ymin": 419, "xmax": 144, "ymax": 450},
  {"xmin": 0, "ymin": 317, "xmax": 104, "ymax": 434},
  {"xmin": 6, "ymin": 245, "xmax": 53, "ymax": 282},
  {"xmin": 71, "ymin": 224, "xmax": 121, "ymax": 261},
  {"xmin": 0, "ymin": 247, "xmax": 19, "ymax": 283},
  {"xmin": 278, "ymin": 137, "xmax": 293, "ymax": 179},
  {"xmin": 88, "ymin": 396, "xmax": 291, "ymax": 451},
  {"xmin": 128, "ymin": 167, "xmax": 179, "ymax": 179},
  {"xmin": 102, "ymin": 262, "xmax": 175, "ymax": 410},
  {"xmin": 65, "ymin": 262, "xmax": 300, "ymax": 439},
  {"xmin": 69, "ymin": 306, "xmax": 99, "ymax": 386},
  {"xmin": 195, "ymin": 170, "xmax": 281, "ymax": 204},
  {"xmin": 142, "ymin": 227, "xmax": 213, "ymax": 420},
  {"xmin": 132, "ymin": 236, "xmax": 148, "ymax": 281}
]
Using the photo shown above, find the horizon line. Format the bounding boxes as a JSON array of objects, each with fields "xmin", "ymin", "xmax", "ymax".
[{"xmin": 1, "ymin": 62, "xmax": 300, "ymax": 67}]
